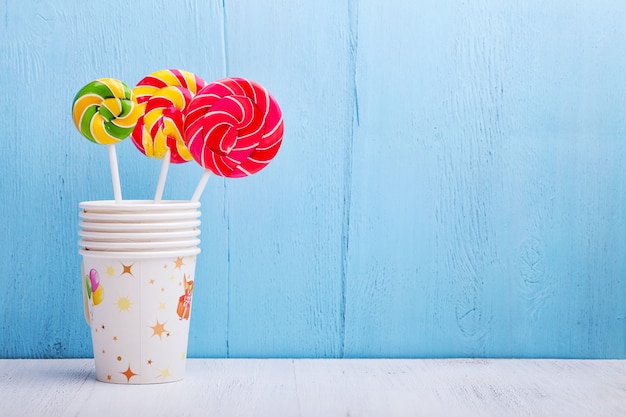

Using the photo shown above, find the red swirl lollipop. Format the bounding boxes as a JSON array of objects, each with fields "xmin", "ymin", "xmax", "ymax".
[{"xmin": 184, "ymin": 77, "xmax": 284, "ymax": 178}]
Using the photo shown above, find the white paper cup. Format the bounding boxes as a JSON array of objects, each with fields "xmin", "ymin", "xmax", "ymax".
[{"xmin": 81, "ymin": 246, "xmax": 200, "ymax": 384}]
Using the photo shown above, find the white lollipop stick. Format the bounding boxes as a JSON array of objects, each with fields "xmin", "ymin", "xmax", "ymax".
[
  {"xmin": 154, "ymin": 149, "xmax": 171, "ymax": 202},
  {"xmin": 191, "ymin": 170, "xmax": 211, "ymax": 202},
  {"xmin": 108, "ymin": 144, "xmax": 122, "ymax": 202}
]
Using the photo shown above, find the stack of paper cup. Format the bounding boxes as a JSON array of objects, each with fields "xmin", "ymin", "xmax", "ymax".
[{"xmin": 78, "ymin": 200, "xmax": 201, "ymax": 384}]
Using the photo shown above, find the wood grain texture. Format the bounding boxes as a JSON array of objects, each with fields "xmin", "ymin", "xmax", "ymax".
[
  {"xmin": 1, "ymin": 359, "xmax": 625, "ymax": 416},
  {"xmin": 342, "ymin": 0, "xmax": 626, "ymax": 358},
  {"xmin": 219, "ymin": 0, "xmax": 354, "ymax": 357},
  {"xmin": 1, "ymin": 0, "xmax": 626, "ymax": 359}
]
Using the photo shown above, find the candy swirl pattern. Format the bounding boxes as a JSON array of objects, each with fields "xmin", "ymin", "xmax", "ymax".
[
  {"xmin": 72, "ymin": 78, "xmax": 140, "ymax": 145},
  {"xmin": 131, "ymin": 69, "xmax": 206, "ymax": 163},
  {"xmin": 183, "ymin": 77, "xmax": 284, "ymax": 177}
]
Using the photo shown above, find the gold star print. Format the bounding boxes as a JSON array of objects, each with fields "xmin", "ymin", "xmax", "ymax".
[
  {"xmin": 106, "ymin": 265, "xmax": 115, "ymax": 276},
  {"xmin": 149, "ymin": 279, "xmax": 155, "ymax": 285},
  {"xmin": 147, "ymin": 359, "xmax": 152, "ymax": 365},
  {"xmin": 116, "ymin": 296, "xmax": 132, "ymax": 312},
  {"xmin": 158, "ymin": 367, "xmax": 172, "ymax": 380},
  {"xmin": 159, "ymin": 302, "xmax": 167, "ymax": 310},
  {"xmin": 121, "ymin": 364, "xmax": 138, "ymax": 383},
  {"xmin": 150, "ymin": 319, "xmax": 168, "ymax": 339},
  {"xmin": 107, "ymin": 374, "xmax": 112, "ymax": 381},
  {"xmin": 121, "ymin": 263, "xmax": 134, "ymax": 276},
  {"xmin": 174, "ymin": 257, "xmax": 184, "ymax": 270}
]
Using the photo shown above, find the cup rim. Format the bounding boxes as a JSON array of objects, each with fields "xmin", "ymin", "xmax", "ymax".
[
  {"xmin": 79, "ymin": 246, "xmax": 201, "ymax": 259},
  {"xmin": 78, "ymin": 229, "xmax": 201, "ymax": 241},
  {"xmin": 79, "ymin": 219, "xmax": 201, "ymax": 232},
  {"xmin": 79, "ymin": 200, "xmax": 201, "ymax": 212},
  {"xmin": 79, "ymin": 210, "xmax": 201, "ymax": 223},
  {"xmin": 79, "ymin": 238, "xmax": 201, "ymax": 250}
]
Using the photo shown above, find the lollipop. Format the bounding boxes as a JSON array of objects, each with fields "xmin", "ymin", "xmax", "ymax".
[
  {"xmin": 132, "ymin": 69, "xmax": 206, "ymax": 200},
  {"xmin": 72, "ymin": 78, "xmax": 141, "ymax": 202},
  {"xmin": 183, "ymin": 77, "xmax": 284, "ymax": 201}
]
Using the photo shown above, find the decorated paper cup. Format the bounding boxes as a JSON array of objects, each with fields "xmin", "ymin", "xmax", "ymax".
[
  {"xmin": 78, "ymin": 200, "xmax": 203, "ymax": 384},
  {"xmin": 80, "ymin": 246, "xmax": 200, "ymax": 384}
]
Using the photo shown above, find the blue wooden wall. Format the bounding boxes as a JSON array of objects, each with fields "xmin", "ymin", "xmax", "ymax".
[{"xmin": 1, "ymin": 0, "xmax": 625, "ymax": 359}]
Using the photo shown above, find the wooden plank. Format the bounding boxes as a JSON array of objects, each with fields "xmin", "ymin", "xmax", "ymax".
[
  {"xmin": 343, "ymin": 0, "xmax": 626, "ymax": 358},
  {"xmin": 1, "ymin": 359, "xmax": 625, "ymax": 417},
  {"xmin": 219, "ymin": 0, "xmax": 355, "ymax": 357},
  {"xmin": 0, "ymin": 359, "xmax": 94, "ymax": 416}
]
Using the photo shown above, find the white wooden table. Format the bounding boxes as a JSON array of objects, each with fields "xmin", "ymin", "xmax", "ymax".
[{"xmin": 1, "ymin": 359, "xmax": 624, "ymax": 416}]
